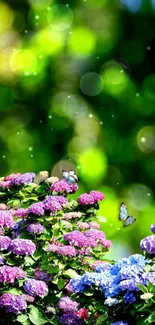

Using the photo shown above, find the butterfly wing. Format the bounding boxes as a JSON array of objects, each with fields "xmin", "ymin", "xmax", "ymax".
[
  {"xmin": 69, "ymin": 170, "xmax": 75, "ymax": 176},
  {"xmin": 124, "ymin": 216, "xmax": 136, "ymax": 227},
  {"xmin": 62, "ymin": 170, "xmax": 69, "ymax": 181},
  {"xmin": 119, "ymin": 203, "xmax": 128, "ymax": 221},
  {"xmin": 67, "ymin": 176, "xmax": 76, "ymax": 184},
  {"xmin": 69, "ymin": 170, "xmax": 78, "ymax": 181}
]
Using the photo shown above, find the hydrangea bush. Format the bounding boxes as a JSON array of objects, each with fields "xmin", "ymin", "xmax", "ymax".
[{"xmin": 0, "ymin": 171, "xmax": 154, "ymax": 325}]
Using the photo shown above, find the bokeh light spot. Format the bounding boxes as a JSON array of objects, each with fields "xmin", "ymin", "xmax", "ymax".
[
  {"xmin": 128, "ymin": 184, "xmax": 153, "ymax": 211},
  {"xmin": 137, "ymin": 126, "xmax": 155, "ymax": 153},
  {"xmin": 47, "ymin": 4, "xmax": 73, "ymax": 31},
  {"xmin": 78, "ymin": 147, "xmax": 107, "ymax": 184},
  {"xmin": 80, "ymin": 72, "xmax": 103, "ymax": 96},
  {"xmin": 68, "ymin": 27, "xmax": 96, "ymax": 55},
  {"xmin": 121, "ymin": 0, "xmax": 142, "ymax": 12},
  {"xmin": 102, "ymin": 60, "xmax": 129, "ymax": 96},
  {"xmin": 10, "ymin": 49, "xmax": 37, "ymax": 75}
]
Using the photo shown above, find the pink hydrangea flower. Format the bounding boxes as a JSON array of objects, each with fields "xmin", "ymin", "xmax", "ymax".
[
  {"xmin": 50, "ymin": 179, "xmax": 78, "ymax": 194},
  {"xmin": 89, "ymin": 191, "xmax": 105, "ymax": 202},
  {"xmin": 78, "ymin": 193, "xmax": 95, "ymax": 205},
  {"xmin": 0, "ymin": 265, "xmax": 26, "ymax": 283}
]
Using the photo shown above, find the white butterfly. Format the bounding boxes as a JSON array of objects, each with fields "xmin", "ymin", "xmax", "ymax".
[
  {"xmin": 119, "ymin": 203, "xmax": 136, "ymax": 227},
  {"xmin": 62, "ymin": 170, "xmax": 78, "ymax": 185}
]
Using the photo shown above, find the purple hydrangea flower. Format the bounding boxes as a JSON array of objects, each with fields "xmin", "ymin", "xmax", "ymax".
[
  {"xmin": 50, "ymin": 179, "xmax": 78, "ymax": 194},
  {"xmin": 47, "ymin": 243, "xmax": 76, "ymax": 257},
  {"xmin": 0, "ymin": 293, "xmax": 27, "ymax": 314},
  {"xmin": 44, "ymin": 196, "xmax": 68, "ymax": 206},
  {"xmin": 59, "ymin": 313, "xmax": 84, "ymax": 325},
  {"xmin": 78, "ymin": 193, "xmax": 95, "ymax": 205},
  {"xmin": 24, "ymin": 278, "xmax": 48, "ymax": 297},
  {"xmin": 28, "ymin": 202, "xmax": 44, "ymax": 216},
  {"xmin": 119, "ymin": 278, "xmax": 140, "ymax": 292},
  {"xmin": 141, "ymin": 272, "xmax": 155, "ymax": 286},
  {"xmin": 21, "ymin": 294, "xmax": 35, "ymax": 302},
  {"xmin": 11, "ymin": 172, "xmax": 35, "ymax": 186},
  {"xmin": 0, "ymin": 265, "xmax": 26, "ymax": 283},
  {"xmin": 0, "ymin": 255, "xmax": 4, "ymax": 265},
  {"xmin": 0, "ymin": 236, "xmax": 11, "ymax": 250},
  {"xmin": 140, "ymin": 235, "xmax": 155, "ymax": 254},
  {"xmin": 35, "ymin": 267, "xmax": 51, "ymax": 282},
  {"xmin": 13, "ymin": 208, "xmax": 28, "ymax": 218},
  {"xmin": 89, "ymin": 190, "xmax": 105, "ymax": 202},
  {"xmin": 150, "ymin": 224, "xmax": 155, "ymax": 233},
  {"xmin": 9, "ymin": 238, "xmax": 36, "ymax": 255},
  {"xmin": 43, "ymin": 200, "xmax": 62, "ymax": 213},
  {"xmin": 1, "ymin": 211, "xmax": 15, "ymax": 230},
  {"xmin": 58, "ymin": 296, "xmax": 79, "ymax": 312},
  {"xmin": 27, "ymin": 223, "xmax": 45, "ymax": 234}
]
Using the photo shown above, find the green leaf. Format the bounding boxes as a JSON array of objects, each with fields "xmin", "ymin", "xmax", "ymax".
[
  {"xmin": 96, "ymin": 314, "xmax": 108, "ymax": 324},
  {"xmin": 84, "ymin": 290, "xmax": 94, "ymax": 296},
  {"xmin": 137, "ymin": 283, "xmax": 148, "ymax": 293},
  {"xmin": 44, "ymin": 216, "xmax": 54, "ymax": 222},
  {"xmin": 8, "ymin": 199, "xmax": 20, "ymax": 208},
  {"xmin": 4, "ymin": 288, "xmax": 21, "ymax": 295},
  {"xmin": 57, "ymin": 278, "xmax": 65, "ymax": 290},
  {"xmin": 24, "ymin": 256, "xmax": 35, "ymax": 266},
  {"xmin": 47, "ymin": 265, "xmax": 59, "ymax": 274},
  {"xmin": 0, "ymin": 192, "xmax": 6, "ymax": 197},
  {"xmin": 35, "ymin": 186, "xmax": 46, "ymax": 194},
  {"xmin": 63, "ymin": 269, "xmax": 78, "ymax": 279},
  {"xmin": 33, "ymin": 249, "xmax": 43, "ymax": 260},
  {"xmin": 29, "ymin": 306, "xmax": 49, "ymax": 325},
  {"xmin": 24, "ymin": 186, "xmax": 34, "ymax": 193},
  {"xmin": 147, "ymin": 311, "xmax": 155, "ymax": 323},
  {"xmin": 145, "ymin": 264, "xmax": 151, "ymax": 272},
  {"xmin": 16, "ymin": 315, "xmax": 28, "ymax": 324}
]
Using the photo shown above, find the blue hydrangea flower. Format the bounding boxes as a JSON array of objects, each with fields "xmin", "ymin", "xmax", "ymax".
[
  {"xmin": 124, "ymin": 291, "xmax": 136, "ymax": 304},
  {"xmin": 111, "ymin": 321, "xmax": 129, "ymax": 325}
]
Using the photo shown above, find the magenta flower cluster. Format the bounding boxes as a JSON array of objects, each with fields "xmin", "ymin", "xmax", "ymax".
[
  {"xmin": 50, "ymin": 179, "xmax": 78, "ymax": 194},
  {"xmin": 0, "ymin": 265, "xmax": 26, "ymax": 283},
  {"xmin": 64, "ymin": 230, "xmax": 112, "ymax": 249},
  {"xmin": 13, "ymin": 208, "xmax": 28, "ymax": 218},
  {"xmin": 78, "ymin": 190, "xmax": 104, "ymax": 205}
]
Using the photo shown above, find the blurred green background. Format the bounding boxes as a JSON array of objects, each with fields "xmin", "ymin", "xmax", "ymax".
[{"xmin": 0, "ymin": 0, "xmax": 155, "ymax": 259}]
